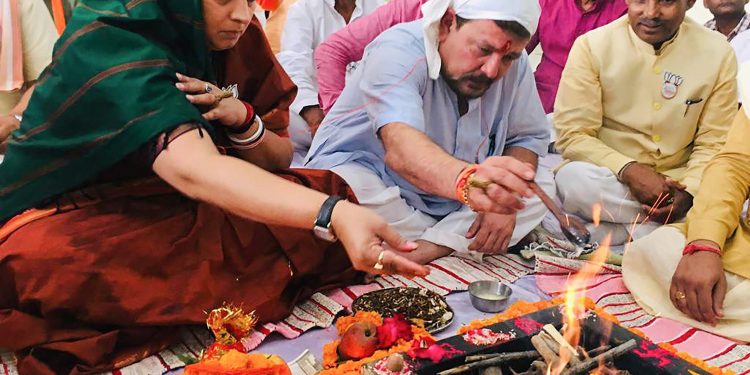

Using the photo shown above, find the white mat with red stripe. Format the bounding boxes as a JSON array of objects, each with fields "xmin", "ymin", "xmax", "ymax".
[
  {"xmin": 0, "ymin": 254, "xmax": 533, "ymax": 375},
  {"xmin": 535, "ymin": 254, "xmax": 750, "ymax": 374}
]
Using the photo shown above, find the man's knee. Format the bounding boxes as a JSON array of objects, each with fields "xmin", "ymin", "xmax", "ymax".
[
  {"xmin": 555, "ymin": 161, "xmax": 611, "ymax": 208},
  {"xmin": 534, "ymin": 166, "xmax": 557, "ymax": 199}
]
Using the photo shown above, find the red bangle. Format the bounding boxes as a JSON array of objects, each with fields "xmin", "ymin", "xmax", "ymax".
[
  {"xmin": 227, "ymin": 101, "xmax": 256, "ymax": 134},
  {"xmin": 682, "ymin": 244, "xmax": 721, "ymax": 256},
  {"xmin": 242, "ymin": 101, "xmax": 255, "ymax": 125},
  {"xmin": 455, "ymin": 165, "xmax": 479, "ymax": 202}
]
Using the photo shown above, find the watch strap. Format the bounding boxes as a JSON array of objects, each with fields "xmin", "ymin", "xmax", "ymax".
[{"xmin": 315, "ymin": 195, "xmax": 344, "ymax": 229}]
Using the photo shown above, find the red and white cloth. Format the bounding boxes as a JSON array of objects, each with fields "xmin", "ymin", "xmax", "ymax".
[
  {"xmin": 535, "ymin": 254, "xmax": 750, "ymax": 374},
  {"xmin": 0, "ymin": 253, "xmax": 534, "ymax": 375}
]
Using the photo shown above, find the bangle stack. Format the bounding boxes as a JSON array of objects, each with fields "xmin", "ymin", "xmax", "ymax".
[
  {"xmin": 227, "ymin": 115, "xmax": 265, "ymax": 149},
  {"xmin": 682, "ymin": 243, "xmax": 721, "ymax": 256},
  {"xmin": 455, "ymin": 164, "xmax": 479, "ymax": 209}
]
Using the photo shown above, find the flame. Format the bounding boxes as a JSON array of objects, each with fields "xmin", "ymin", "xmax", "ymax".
[
  {"xmin": 592, "ymin": 204, "xmax": 602, "ymax": 227},
  {"xmin": 551, "ymin": 235, "xmax": 612, "ymax": 375}
]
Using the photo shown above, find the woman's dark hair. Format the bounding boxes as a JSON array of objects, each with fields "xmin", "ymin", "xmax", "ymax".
[{"xmin": 455, "ymin": 15, "xmax": 531, "ymax": 39}]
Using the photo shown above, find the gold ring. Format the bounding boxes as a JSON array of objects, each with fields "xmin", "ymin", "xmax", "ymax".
[
  {"xmin": 675, "ymin": 291, "xmax": 686, "ymax": 300},
  {"xmin": 373, "ymin": 250, "xmax": 385, "ymax": 270},
  {"xmin": 467, "ymin": 174, "xmax": 492, "ymax": 189}
]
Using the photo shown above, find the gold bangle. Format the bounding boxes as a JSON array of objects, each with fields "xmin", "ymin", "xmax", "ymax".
[{"xmin": 462, "ymin": 181, "xmax": 477, "ymax": 211}]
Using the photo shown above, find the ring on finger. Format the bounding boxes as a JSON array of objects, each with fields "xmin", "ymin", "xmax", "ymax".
[
  {"xmin": 373, "ymin": 250, "xmax": 386, "ymax": 270},
  {"xmin": 675, "ymin": 290, "xmax": 686, "ymax": 300},
  {"xmin": 204, "ymin": 83, "xmax": 212, "ymax": 93},
  {"xmin": 468, "ymin": 174, "xmax": 492, "ymax": 190}
]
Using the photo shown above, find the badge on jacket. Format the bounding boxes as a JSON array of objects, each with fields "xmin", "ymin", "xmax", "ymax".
[{"xmin": 662, "ymin": 72, "xmax": 683, "ymax": 100}]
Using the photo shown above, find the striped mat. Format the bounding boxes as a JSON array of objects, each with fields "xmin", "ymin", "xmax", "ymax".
[
  {"xmin": 535, "ymin": 254, "xmax": 750, "ymax": 375},
  {"xmin": 0, "ymin": 254, "xmax": 534, "ymax": 375}
]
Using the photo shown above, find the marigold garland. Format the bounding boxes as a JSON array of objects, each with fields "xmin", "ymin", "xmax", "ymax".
[
  {"xmin": 335, "ymin": 311, "xmax": 383, "ymax": 335},
  {"xmin": 458, "ymin": 298, "xmax": 732, "ymax": 374}
]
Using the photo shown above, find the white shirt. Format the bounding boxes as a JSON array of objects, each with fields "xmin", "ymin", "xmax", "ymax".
[
  {"xmin": 276, "ymin": 0, "xmax": 386, "ymax": 115},
  {"xmin": 731, "ymin": 30, "xmax": 750, "ymax": 102}
]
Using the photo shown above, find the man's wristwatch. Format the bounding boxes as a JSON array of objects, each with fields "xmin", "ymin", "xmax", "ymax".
[{"xmin": 313, "ymin": 196, "xmax": 344, "ymax": 242}]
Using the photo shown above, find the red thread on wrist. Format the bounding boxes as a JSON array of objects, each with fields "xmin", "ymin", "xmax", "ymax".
[
  {"xmin": 682, "ymin": 244, "xmax": 721, "ymax": 256},
  {"xmin": 455, "ymin": 165, "xmax": 479, "ymax": 202}
]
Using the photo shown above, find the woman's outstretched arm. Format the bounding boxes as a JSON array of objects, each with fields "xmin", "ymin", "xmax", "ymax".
[{"xmin": 152, "ymin": 127, "xmax": 429, "ymax": 278}]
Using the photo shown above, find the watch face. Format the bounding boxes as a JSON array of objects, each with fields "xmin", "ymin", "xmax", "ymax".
[{"xmin": 313, "ymin": 226, "xmax": 337, "ymax": 242}]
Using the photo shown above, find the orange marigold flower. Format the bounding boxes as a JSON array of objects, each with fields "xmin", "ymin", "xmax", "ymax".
[{"xmin": 335, "ymin": 311, "xmax": 383, "ymax": 335}]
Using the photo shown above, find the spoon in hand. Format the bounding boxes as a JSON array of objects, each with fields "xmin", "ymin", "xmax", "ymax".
[{"xmin": 528, "ymin": 182, "xmax": 591, "ymax": 247}]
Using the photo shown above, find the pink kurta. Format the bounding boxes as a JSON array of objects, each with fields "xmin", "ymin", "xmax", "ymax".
[
  {"xmin": 314, "ymin": 0, "xmax": 626, "ymax": 114},
  {"xmin": 527, "ymin": 0, "xmax": 627, "ymax": 113},
  {"xmin": 314, "ymin": 0, "xmax": 425, "ymax": 113}
]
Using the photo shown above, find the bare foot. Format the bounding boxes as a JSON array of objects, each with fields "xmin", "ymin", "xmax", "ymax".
[{"xmin": 394, "ymin": 240, "xmax": 453, "ymax": 265}]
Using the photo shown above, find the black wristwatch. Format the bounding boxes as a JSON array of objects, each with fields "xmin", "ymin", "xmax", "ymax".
[{"xmin": 313, "ymin": 196, "xmax": 344, "ymax": 242}]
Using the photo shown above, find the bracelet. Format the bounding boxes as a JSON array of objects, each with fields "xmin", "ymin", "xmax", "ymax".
[
  {"xmin": 227, "ymin": 116, "xmax": 264, "ymax": 146},
  {"xmin": 682, "ymin": 243, "xmax": 721, "ymax": 256},
  {"xmin": 226, "ymin": 101, "xmax": 256, "ymax": 135},
  {"xmin": 230, "ymin": 127, "xmax": 266, "ymax": 149},
  {"xmin": 455, "ymin": 164, "xmax": 479, "ymax": 207}
]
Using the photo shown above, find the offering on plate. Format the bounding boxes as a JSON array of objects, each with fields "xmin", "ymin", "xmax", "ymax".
[{"xmin": 352, "ymin": 287, "xmax": 454, "ymax": 332}]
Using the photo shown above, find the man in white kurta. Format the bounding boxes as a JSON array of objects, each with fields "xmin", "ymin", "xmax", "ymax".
[{"xmin": 276, "ymin": 0, "xmax": 386, "ymax": 165}]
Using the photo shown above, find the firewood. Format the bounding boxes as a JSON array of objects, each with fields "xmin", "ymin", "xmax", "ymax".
[
  {"xmin": 530, "ymin": 360, "xmax": 549, "ymax": 374},
  {"xmin": 531, "ymin": 333, "xmax": 561, "ymax": 367},
  {"xmin": 437, "ymin": 351, "xmax": 540, "ymax": 375},
  {"xmin": 466, "ymin": 354, "xmax": 504, "ymax": 362},
  {"xmin": 586, "ymin": 345, "xmax": 611, "ymax": 358},
  {"xmin": 481, "ymin": 366, "xmax": 503, "ymax": 375},
  {"xmin": 542, "ymin": 324, "xmax": 581, "ymax": 365},
  {"xmin": 560, "ymin": 339, "xmax": 637, "ymax": 375}
]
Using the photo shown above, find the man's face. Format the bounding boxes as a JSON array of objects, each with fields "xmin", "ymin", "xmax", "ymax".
[
  {"xmin": 627, "ymin": 0, "xmax": 696, "ymax": 47},
  {"xmin": 202, "ymin": 0, "xmax": 255, "ymax": 51},
  {"xmin": 438, "ymin": 13, "xmax": 528, "ymax": 99},
  {"xmin": 704, "ymin": 0, "xmax": 748, "ymax": 17}
]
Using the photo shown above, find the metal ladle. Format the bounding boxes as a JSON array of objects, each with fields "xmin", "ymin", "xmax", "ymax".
[{"xmin": 528, "ymin": 182, "xmax": 591, "ymax": 247}]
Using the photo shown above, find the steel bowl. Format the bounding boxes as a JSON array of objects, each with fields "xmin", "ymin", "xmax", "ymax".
[{"xmin": 468, "ymin": 280, "xmax": 513, "ymax": 313}]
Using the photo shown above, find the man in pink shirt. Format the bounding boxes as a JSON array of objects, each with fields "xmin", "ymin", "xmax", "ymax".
[{"xmin": 315, "ymin": 0, "xmax": 627, "ymax": 115}]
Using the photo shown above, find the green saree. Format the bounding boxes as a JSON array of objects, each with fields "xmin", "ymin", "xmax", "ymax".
[{"xmin": 0, "ymin": 0, "xmax": 214, "ymax": 221}]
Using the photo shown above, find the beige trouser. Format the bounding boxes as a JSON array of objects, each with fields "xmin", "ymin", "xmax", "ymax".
[
  {"xmin": 623, "ymin": 226, "xmax": 750, "ymax": 342},
  {"xmin": 332, "ymin": 162, "xmax": 555, "ymax": 256}
]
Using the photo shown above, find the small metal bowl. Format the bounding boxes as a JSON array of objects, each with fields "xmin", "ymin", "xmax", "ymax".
[{"xmin": 468, "ymin": 280, "xmax": 513, "ymax": 313}]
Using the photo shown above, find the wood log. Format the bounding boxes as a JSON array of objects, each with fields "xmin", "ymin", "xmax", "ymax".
[
  {"xmin": 542, "ymin": 324, "xmax": 581, "ymax": 365},
  {"xmin": 481, "ymin": 366, "xmax": 503, "ymax": 375},
  {"xmin": 437, "ymin": 351, "xmax": 540, "ymax": 375},
  {"xmin": 531, "ymin": 333, "xmax": 561, "ymax": 367},
  {"xmin": 560, "ymin": 339, "xmax": 637, "ymax": 375}
]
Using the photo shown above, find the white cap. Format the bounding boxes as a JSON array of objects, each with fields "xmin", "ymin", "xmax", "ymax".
[{"xmin": 421, "ymin": 0, "xmax": 541, "ymax": 79}]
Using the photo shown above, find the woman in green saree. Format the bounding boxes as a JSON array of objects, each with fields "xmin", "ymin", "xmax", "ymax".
[{"xmin": 0, "ymin": 0, "xmax": 431, "ymax": 373}]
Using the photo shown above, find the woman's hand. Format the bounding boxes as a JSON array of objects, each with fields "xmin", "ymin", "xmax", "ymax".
[
  {"xmin": 0, "ymin": 114, "xmax": 21, "ymax": 144},
  {"xmin": 175, "ymin": 73, "xmax": 248, "ymax": 130},
  {"xmin": 331, "ymin": 201, "xmax": 430, "ymax": 279}
]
